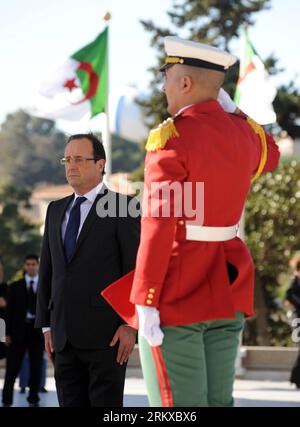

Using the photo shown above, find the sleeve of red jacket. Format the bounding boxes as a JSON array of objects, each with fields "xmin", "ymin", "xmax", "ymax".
[
  {"xmin": 130, "ymin": 135, "xmax": 187, "ymax": 307},
  {"xmin": 236, "ymin": 110, "xmax": 280, "ymax": 174},
  {"xmin": 261, "ymin": 131, "xmax": 280, "ymax": 173}
]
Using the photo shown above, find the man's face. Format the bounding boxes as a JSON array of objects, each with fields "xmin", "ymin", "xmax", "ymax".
[
  {"xmin": 64, "ymin": 138, "xmax": 105, "ymax": 190},
  {"xmin": 163, "ymin": 66, "xmax": 183, "ymax": 115},
  {"xmin": 24, "ymin": 259, "xmax": 39, "ymax": 277}
]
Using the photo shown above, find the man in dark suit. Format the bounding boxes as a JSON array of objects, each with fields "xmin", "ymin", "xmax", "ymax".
[
  {"xmin": 35, "ymin": 133, "xmax": 140, "ymax": 407},
  {"xmin": 2, "ymin": 255, "xmax": 44, "ymax": 407},
  {"xmin": 286, "ymin": 257, "xmax": 300, "ymax": 389},
  {"xmin": 0, "ymin": 261, "xmax": 8, "ymax": 360}
]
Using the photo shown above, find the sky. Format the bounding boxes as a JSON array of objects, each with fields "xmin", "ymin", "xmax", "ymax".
[{"xmin": 0, "ymin": 0, "xmax": 299, "ymax": 129}]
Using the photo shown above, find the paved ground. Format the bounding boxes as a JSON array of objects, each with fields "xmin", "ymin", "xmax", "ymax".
[{"xmin": 1, "ymin": 371, "xmax": 300, "ymax": 407}]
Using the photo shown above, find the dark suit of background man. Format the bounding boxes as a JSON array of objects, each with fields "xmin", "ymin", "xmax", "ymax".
[
  {"xmin": 35, "ymin": 133, "xmax": 140, "ymax": 407},
  {"xmin": 286, "ymin": 258, "xmax": 300, "ymax": 389},
  {"xmin": 2, "ymin": 255, "xmax": 44, "ymax": 407},
  {"xmin": 0, "ymin": 261, "xmax": 8, "ymax": 361}
]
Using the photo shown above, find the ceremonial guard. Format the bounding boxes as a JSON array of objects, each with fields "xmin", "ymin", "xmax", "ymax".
[{"xmin": 103, "ymin": 36, "xmax": 280, "ymax": 406}]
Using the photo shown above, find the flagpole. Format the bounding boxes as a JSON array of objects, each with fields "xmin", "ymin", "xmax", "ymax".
[
  {"xmin": 102, "ymin": 11, "xmax": 112, "ymax": 179},
  {"xmin": 234, "ymin": 23, "xmax": 248, "ymax": 378}
]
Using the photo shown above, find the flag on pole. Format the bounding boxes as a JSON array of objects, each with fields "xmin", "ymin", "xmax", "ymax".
[
  {"xmin": 234, "ymin": 29, "xmax": 277, "ymax": 125},
  {"xmin": 28, "ymin": 28, "xmax": 108, "ymax": 121}
]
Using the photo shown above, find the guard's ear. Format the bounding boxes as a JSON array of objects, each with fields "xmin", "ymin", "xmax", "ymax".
[{"xmin": 181, "ymin": 75, "xmax": 192, "ymax": 93}]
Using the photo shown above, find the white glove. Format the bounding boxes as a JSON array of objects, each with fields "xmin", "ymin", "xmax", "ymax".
[
  {"xmin": 136, "ymin": 305, "xmax": 164, "ymax": 347},
  {"xmin": 217, "ymin": 88, "xmax": 237, "ymax": 113}
]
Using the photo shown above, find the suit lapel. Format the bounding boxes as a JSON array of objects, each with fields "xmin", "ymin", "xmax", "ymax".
[
  {"xmin": 20, "ymin": 278, "xmax": 28, "ymax": 312},
  {"xmin": 68, "ymin": 185, "xmax": 108, "ymax": 263},
  {"xmin": 56, "ymin": 195, "xmax": 74, "ymax": 261}
]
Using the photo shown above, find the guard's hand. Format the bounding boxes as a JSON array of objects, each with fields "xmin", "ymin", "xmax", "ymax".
[
  {"xmin": 44, "ymin": 330, "xmax": 54, "ymax": 367},
  {"xmin": 5, "ymin": 335, "xmax": 12, "ymax": 346},
  {"xmin": 110, "ymin": 324, "xmax": 136, "ymax": 365},
  {"xmin": 136, "ymin": 305, "xmax": 164, "ymax": 347},
  {"xmin": 0, "ymin": 297, "xmax": 7, "ymax": 309},
  {"xmin": 217, "ymin": 88, "xmax": 238, "ymax": 113}
]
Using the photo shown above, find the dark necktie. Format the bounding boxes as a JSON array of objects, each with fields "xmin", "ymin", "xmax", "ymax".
[
  {"xmin": 64, "ymin": 196, "xmax": 87, "ymax": 262},
  {"xmin": 28, "ymin": 280, "xmax": 36, "ymax": 316}
]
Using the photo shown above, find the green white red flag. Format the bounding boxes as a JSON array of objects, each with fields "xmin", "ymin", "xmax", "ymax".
[
  {"xmin": 28, "ymin": 28, "xmax": 108, "ymax": 121},
  {"xmin": 234, "ymin": 29, "xmax": 276, "ymax": 125}
]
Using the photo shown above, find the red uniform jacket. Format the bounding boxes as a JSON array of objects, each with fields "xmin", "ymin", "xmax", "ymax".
[{"xmin": 102, "ymin": 100, "xmax": 280, "ymax": 327}]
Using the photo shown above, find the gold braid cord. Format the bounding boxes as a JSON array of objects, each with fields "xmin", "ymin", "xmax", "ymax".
[{"xmin": 247, "ymin": 117, "xmax": 268, "ymax": 182}]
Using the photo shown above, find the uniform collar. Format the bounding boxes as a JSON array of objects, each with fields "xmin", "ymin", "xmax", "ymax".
[
  {"xmin": 176, "ymin": 99, "xmax": 223, "ymax": 117},
  {"xmin": 176, "ymin": 104, "xmax": 194, "ymax": 115}
]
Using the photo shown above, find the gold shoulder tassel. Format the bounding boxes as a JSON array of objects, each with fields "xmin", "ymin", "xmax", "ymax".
[
  {"xmin": 145, "ymin": 118, "xmax": 179, "ymax": 152},
  {"xmin": 247, "ymin": 117, "xmax": 268, "ymax": 183}
]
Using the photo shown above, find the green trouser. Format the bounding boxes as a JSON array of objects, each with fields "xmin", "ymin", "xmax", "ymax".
[{"xmin": 139, "ymin": 312, "xmax": 245, "ymax": 407}]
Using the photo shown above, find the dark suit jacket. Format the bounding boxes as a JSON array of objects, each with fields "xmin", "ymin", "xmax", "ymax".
[
  {"xmin": 6, "ymin": 278, "xmax": 42, "ymax": 344},
  {"xmin": 0, "ymin": 282, "xmax": 8, "ymax": 358},
  {"xmin": 0, "ymin": 282, "xmax": 8, "ymax": 320},
  {"xmin": 35, "ymin": 187, "xmax": 140, "ymax": 352}
]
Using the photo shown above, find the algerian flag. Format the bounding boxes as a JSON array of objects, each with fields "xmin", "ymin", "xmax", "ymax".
[
  {"xmin": 28, "ymin": 28, "xmax": 108, "ymax": 121},
  {"xmin": 234, "ymin": 29, "xmax": 277, "ymax": 125}
]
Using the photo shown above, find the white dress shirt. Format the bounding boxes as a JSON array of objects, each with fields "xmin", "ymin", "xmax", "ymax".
[
  {"xmin": 25, "ymin": 273, "xmax": 39, "ymax": 320},
  {"xmin": 61, "ymin": 181, "xmax": 104, "ymax": 241},
  {"xmin": 42, "ymin": 181, "xmax": 104, "ymax": 334}
]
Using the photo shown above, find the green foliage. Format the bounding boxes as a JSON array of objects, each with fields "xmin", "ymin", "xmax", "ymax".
[
  {"xmin": 167, "ymin": 0, "xmax": 271, "ymax": 48},
  {"xmin": 0, "ymin": 184, "xmax": 41, "ymax": 281},
  {"xmin": 274, "ymin": 82, "xmax": 300, "ymax": 139},
  {"xmin": 111, "ymin": 134, "xmax": 144, "ymax": 173},
  {"xmin": 0, "ymin": 110, "xmax": 66, "ymax": 187},
  {"xmin": 245, "ymin": 160, "xmax": 300, "ymax": 345}
]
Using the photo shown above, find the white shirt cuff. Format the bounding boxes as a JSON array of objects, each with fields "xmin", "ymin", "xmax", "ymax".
[{"xmin": 42, "ymin": 327, "xmax": 51, "ymax": 333}]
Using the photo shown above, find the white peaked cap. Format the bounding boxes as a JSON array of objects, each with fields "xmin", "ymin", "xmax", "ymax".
[{"xmin": 161, "ymin": 36, "xmax": 237, "ymax": 72}]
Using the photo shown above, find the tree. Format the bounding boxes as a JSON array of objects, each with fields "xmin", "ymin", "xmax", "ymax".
[
  {"xmin": 0, "ymin": 110, "xmax": 66, "ymax": 188},
  {"xmin": 111, "ymin": 134, "xmax": 144, "ymax": 173},
  {"xmin": 0, "ymin": 184, "xmax": 42, "ymax": 281},
  {"xmin": 274, "ymin": 82, "xmax": 300, "ymax": 139},
  {"xmin": 245, "ymin": 159, "xmax": 300, "ymax": 345}
]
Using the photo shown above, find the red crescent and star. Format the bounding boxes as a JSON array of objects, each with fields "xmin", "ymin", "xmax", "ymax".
[{"xmin": 63, "ymin": 61, "xmax": 99, "ymax": 104}]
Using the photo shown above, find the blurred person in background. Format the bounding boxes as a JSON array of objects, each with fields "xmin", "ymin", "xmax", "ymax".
[
  {"xmin": 286, "ymin": 255, "xmax": 300, "ymax": 389},
  {"xmin": 2, "ymin": 255, "xmax": 44, "ymax": 407},
  {"xmin": 18, "ymin": 350, "xmax": 48, "ymax": 394},
  {"xmin": 0, "ymin": 261, "xmax": 8, "ymax": 360}
]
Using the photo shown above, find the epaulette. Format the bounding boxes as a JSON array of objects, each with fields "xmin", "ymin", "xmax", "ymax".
[{"xmin": 145, "ymin": 117, "xmax": 180, "ymax": 152}]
